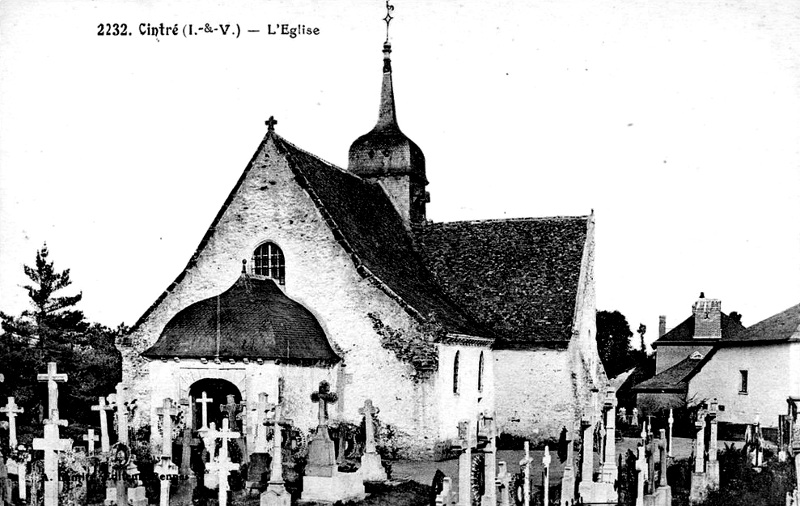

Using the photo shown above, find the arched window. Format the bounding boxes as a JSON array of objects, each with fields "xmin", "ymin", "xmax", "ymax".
[
  {"xmin": 453, "ymin": 351, "xmax": 460, "ymax": 395},
  {"xmin": 478, "ymin": 351, "xmax": 484, "ymax": 393},
  {"xmin": 252, "ymin": 242, "xmax": 285, "ymax": 285}
]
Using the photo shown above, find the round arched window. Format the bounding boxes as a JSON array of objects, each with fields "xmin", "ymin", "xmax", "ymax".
[{"xmin": 251, "ymin": 242, "xmax": 285, "ymax": 285}]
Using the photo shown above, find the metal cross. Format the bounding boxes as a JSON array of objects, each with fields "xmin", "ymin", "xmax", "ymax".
[{"xmin": 383, "ymin": 0, "xmax": 395, "ymax": 41}]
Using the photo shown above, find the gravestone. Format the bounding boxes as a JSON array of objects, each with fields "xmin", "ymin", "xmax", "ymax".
[
  {"xmin": 174, "ymin": 397, "xmax": 200, "ymax": 506},
  {"xmin": 196, "ymin": 391, "xmax": 214, "ymax": 430},
  {"xmin": 91, "ymin": 397, "xmax": 114, "ymax": 453},
  {"xmin": 435, "ymin": 475, "xmax": 453, "ymax": 506},
  {"xmin": 496, "ymin": 461, "xmax": 510, "ymax": 506},
  {"xmin": 248, "ymin": 393, "xmax": 274, "ymax": 491},
  {"xmin": 260, "ymin": 399, "xmax": 292, "ymax": 506},
  {"xmin": 689, "ymin": 410, "xmax": 709, "ymax": 503},
  {"xmin": 631, "ymin": 407, "xmax": 639, "ymax": 426},
  {"xmin": 37, "ymin": 362, "xmax": 67, "ymax": 416},
  {"xmin": 32, "ymin": 410, "xmax": 72, "ymax": 506},
  {"xmin": 667, "ymin": 409, "xmax": 674, "ymax": 458},
  {"xmin": 0, "ymin": 452, "xmax": 11, "ymax": 506},
  {"xmin": 300, "ymin": 381, "xmax": 364, "ymax": 503},
  {"xmin": 206, "ymin": 419, "xmax": 240, "ymax": 506},
  {"xmin": 359, "ymin": 399, "xmax": 386, "ymax": 482},
  {"xmin": 652, "ymin": 429, "xmax": 672, "ymax": 506},
  {"xmin": 479, "ymin": 412, "xmax": 497, "ymax": 506},
  {"xmin": 600, "ymin": 385, "xmax": 618, "ymax": 491},
  {"xmin": 542, "ymin": 445, "xmax": 552, "ymax": 506},
  {"xmin": 84, "ymin": 428, "xmax": 100, "ymax": 455},
  {"xmin": 635, "ymin": 444, "xmax": 646, "ymax": 506},
  {"xmin": 1, "ymin": 397, "xmax": 24, "ymax": 448},
  {"xmin": 559, "ymin": 426, "xmax": 576, "ymax": 506},
  {"xmin": 707, "ymin": 400, "xmax": 720, "ymax": 487},
  {"xmin": 578, "ymin": 390, "xmax": 616, "ymax": 504},
  {"xmin": 459, "ymin": 420, "xmax": 477, "ymax": 506}
]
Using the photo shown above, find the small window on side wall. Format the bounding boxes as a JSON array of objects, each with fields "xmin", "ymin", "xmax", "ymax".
[
  {"xmin": 739, "ymin": 370, "xmax": 748, "ymax": 394},
  {"xmin": 252, "ymin": 242, "xmax": 285, "ymax": 285},
  {"xmin": 453, "ymin": 351, "xmax": 460, "ymax": 395},
  {"xmin": 477, "ymin": 351, "xmax": 484, "ymax": 393}
]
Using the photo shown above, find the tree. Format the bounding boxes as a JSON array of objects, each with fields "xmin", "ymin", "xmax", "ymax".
[
  {"xmin": 596, "ymin": 310, "xmax": 637, "ymax": 378},
  {"xmin": 0, "ymin": 244, "xmax": 122, "ymax": 447}
]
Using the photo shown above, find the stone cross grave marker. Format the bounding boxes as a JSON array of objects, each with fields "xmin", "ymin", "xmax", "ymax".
[
  {"xmin": 83, "ymin": 428, "xmax": 99, "ymax": 454},
  {"xmin": 32, "ymin": 409, "xmax": 71, "ymax": 506},
  {"xmin": 157, "ymin": 398, "xmax": 178, "ymax": 460},
  {"xmin": 196, "ymin": 391, "xmax": 214, "ymax": 430},
  {"xmin": 631, "ymin": 407, "xmax": 639, "ymax": 426},
  {"xmin": 360, "ymin": 399, "xmax": 379, "ymax": 454},
  {"xmin": 206, "ymin": 418, "xmax": 240, "ymax": 506},
  {"xmin": 496, "ymin": 461, "xmax": 511, "ymax": 506},
  {"xmin": 458, "ymin": 420, "xmax": 476, "ymax": 506},
  {"xmin": 359, "ymin": 399, "xmax": 387, "ymax": 482},
  {"xmin": 154, "ymin": 456, "xmax": 178, "ymax": 506},
  {"xmin": 262, "ymin": 400, "xmax": 293, "ymax": 506},
  {"xmin": 178, "ymin": 397, "xmax": 201, "ymax": 476},
  {"xmin": 91, "ymin": 396, "xmax": 114, "ymax": 453},
  {"xmin": 109, "ymin": 383, "xmax": 129, "ymax": 445},
  {"xmin": 253, "ymin": 392, "xmax": 272, "ymax": 453},
  {"xmin": 37, "ymin": 362, "xmax": 67, "ymax": 415},
  {"xmin": 694, "ymin": 410, "xmax": 707, "ymax": 473},
  {"xmin": 543, "ymin": 445, "xmax": 552, "ymax": 506},
  {"xmin": 480, "ymin": 412, "xmax": 497, "ymax": 506},
  {"xmin": 635, "ymin": 444, "xmax": 646, "ymax": 506},
  {"xmin": 219, "ymin": 394, "xmax": 245, "ymax": 432},
  {"xmin": 1, "ymin": 396, "xmax": 24, "ymax": 448},
  {"xmin": 13, "ymin": 450, "xmax": 31, "ymax": 502},
  {"xmin": 668, "ymin": 409, "xmax": 675, "ymax": 457},
  {"xmin": 306, "ymin": 381, "xmax": 338, "ymax": 477},
  {"xmin": 519, "ymin": 440, "xmax": 533, "ymax": 506}
]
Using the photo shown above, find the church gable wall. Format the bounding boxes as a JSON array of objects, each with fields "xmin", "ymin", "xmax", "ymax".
[{"xmin": 124, "ymin": 136, "xmax": 441, "ymax": 457}]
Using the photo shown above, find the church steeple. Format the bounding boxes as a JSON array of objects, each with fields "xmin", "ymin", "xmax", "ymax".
[{"xmin": 348, "ymin": 7, "xmax": 429, "ymax": 228}]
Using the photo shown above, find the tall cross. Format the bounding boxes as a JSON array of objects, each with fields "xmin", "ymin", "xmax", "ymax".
[
  {"xmin": 359, "ymin": 399, "xmax": 380, "ymax": 454},
  {"xmin": 179, "ymin": 396, "xmax": 200, "ymax": 476},
  {"xmin": 519, "ymin": 440, "xmax": 533, "ymax": 506},
  {"xmin": 266, "ymin": 401, "xmax": 292, "ymax": 485},
  {"xmin": 37, "ymin": 362, "xmax": 67, "ymax": 416},
  {"xmin": 157, "ymin": 398, "xmax": 179, "ymax": 459},
  {"xmin": 83, "ymin": 428, "xmax": 99, "ymax": 454},
  {"xmin": 154, "ymin": 455, "xmax": 179, "ymax": 506},
  {"xmin": 196, "ymin": 391, "xmax": 214, "ymax": 429},
  {"xmin": 1, "ymin": 396, "xmax": 24, "ymax": 448},
  {"xmin": 32, "ymin": 410, "xmax": 71, "ymax": 506},
  {"xmin": 91, "ymin": 396, "xmax": 114, "ymax": 453},
  {"xmin": 542, "ymin": 445, "xmax": 552, "ymax": 506},
  {"xmin": 265, "ymin": 116, "xmax": 278, "ymax": 132},
  {"xmin": 109, "ymin": 383, "xmax": 129, "ymax": 444},
  {"xmin": 254, "ymin": 393, "xmax": 275, "ymax": 454},
  {"xmin": 206, "ymin": 418, "xmax": 241, "ymax": 506},
  {"xmin": 383, "ymin": 0, "xmax": 394, "ymax": 42},
  {"xmin": 310, "ymin": 381, "xmax": 338, "ymax": 429}
]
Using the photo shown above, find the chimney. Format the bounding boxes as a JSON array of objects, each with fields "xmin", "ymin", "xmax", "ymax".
[
  {"xmin": 692, "ymin": 292, "xmax": 722, "ymax": 339},
  {"xmin": 658, "ymin": 316, "xmax": 667, "ymax": 339}
]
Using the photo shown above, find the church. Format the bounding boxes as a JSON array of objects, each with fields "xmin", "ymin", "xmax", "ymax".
[{"xmin": 120, "ymin": 34, "xmax": 606, "ymax": 459}]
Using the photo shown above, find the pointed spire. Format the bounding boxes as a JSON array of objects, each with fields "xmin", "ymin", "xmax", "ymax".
[{"xmin": 376, "ymin": 42, "xmax": 398, "ymax": 130}]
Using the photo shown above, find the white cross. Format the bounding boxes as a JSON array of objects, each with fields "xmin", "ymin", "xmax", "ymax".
[
  {"xmin": 519, "ymin": 440, "xmax": 533, "ymax": 506},
  {"xmin": 91, "ymin": 396, "xmax": 114, "ymax": 453},
  {"xmin": 36, "ymin": 362, "xmax": 67, "ymax": 418},
  {"xmin": 1, "ymin": 396, "xmax": 24, "ymax": 448},
  {"xmin": 196, "ymin": 391, "xmax": 214, "ymax": 430},
  {"xmin": 542, "ymin": 444, "xmax": 552, "ymax": 506},
  {"xmin": 206, "ymin": 418, "xmax": 240, "ymax": 506},
  {"xmin": 109, "ymin": 383, "xmax": 129, "ymax": 445},
  {"xmin": 266, "ymin": 402, "xmax": 292, "ymax": 485},
  {"xmin": 154, "ymin": 455, "xmax": 179, "ymax": 506},
  {"xmin": 83, "ymin": 428, "xmax": 99, "ymax": 454},
  {"xmin": 32, "ymin": 410, "xmax": 71, "ymax": 506}
]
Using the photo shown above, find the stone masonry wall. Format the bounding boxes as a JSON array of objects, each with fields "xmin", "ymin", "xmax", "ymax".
[{"xmin": 123, "ymin": 134, "xmax": 445, "ymax": 458}]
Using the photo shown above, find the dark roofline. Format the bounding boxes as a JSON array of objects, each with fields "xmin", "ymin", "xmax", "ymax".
[
  {"xmin": 273, "ymin": 135, "xmax": 492, "ymax": 338},
  {"xmin": 632, "ymin": 348, "xmax": 718, "ymax": 392},
  {"xmin": 427, "ymin": 215, "xmax": 592, "ymax": 227}
]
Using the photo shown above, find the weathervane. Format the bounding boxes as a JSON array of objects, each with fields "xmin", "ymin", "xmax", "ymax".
[{"xmin": 383, "ymin": 0, "xmax": 394, "ymax": 42}]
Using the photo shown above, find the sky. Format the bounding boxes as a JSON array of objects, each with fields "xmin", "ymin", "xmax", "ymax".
[{"xmin": 1, "ymin": 0, "xmax": 798, "ymax": 347}]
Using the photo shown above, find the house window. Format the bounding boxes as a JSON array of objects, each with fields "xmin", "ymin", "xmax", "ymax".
[
  {"xmin": 453, "ymin": 351, "xmax": 460, "ymax": 395},
  {"xmin": 739, "ymin": 370, "xmax": 748, "ymax": 394},
  {"xmin": 477, "ymin": 352, "xmax": 484, "ymax": 393},
  {"xmin": 252, "ymin": 242, "xmax": 285, "ymax": 284}
]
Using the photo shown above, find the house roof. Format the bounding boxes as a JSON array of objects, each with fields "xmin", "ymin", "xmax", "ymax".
[
  {"xmin": 632, "ymin": 351, "xmax": 715, "ymax": 392},
  {"xmin": 654, "ymin": 313, "xmax": 746, "ymax": 346},
  {"xmin": 272, "ymin": 134, "xmax": 488, "ymax": 339},
  {"xmin": 724, "ymin": 302, "xmax": 800, "ymax": 344},
  {"xmin": 414, "ymin": 216, "xmax": 589, "ymax": 349},
  {"xmin": 143, "ymin": 275, "xmax": 339, "ymax": 362}
]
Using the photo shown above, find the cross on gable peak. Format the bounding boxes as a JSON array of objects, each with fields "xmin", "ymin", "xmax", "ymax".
[{"xmin": 266, "ymin": 116, "xmax": 278, "ymax": 132}]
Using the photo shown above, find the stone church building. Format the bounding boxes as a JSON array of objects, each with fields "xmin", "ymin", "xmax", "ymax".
[{"xmin": 120, "ymin": 39, "xmax": 606, "ymax": 458}]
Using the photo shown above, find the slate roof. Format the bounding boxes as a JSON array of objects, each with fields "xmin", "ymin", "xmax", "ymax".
[
  {"xmin": 272, "ymin": 134, "xmax": 488, "ymax": 339},
  {"xmin": 143, "ymin": 275, "xmax": 339, "ymax": 362},
  {"xmin": 724, "ymin": 302, "xmax": 800, "ymax": 344},
  {"xmin": 631, "ymin": 351, "xmax": 715, "ymax": 392},
  {"xmin": 414, "ymin": 217, "xmax": 589, "ymax": 349},
  {"xmin": 653, "ymin": 313, "xmax": 746, "ymax": 346}
]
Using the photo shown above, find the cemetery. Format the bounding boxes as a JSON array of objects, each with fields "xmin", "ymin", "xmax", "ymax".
[{"xmin": 1, "ymin": 360, "xmax": 798, "ymax": 505}]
